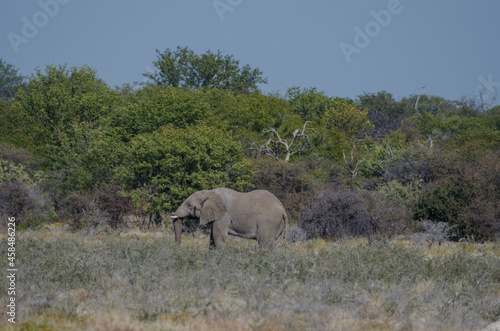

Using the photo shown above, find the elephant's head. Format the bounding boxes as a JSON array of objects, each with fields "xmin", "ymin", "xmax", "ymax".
[{"xmin": 172, "ymin": 190, "xmax": 226, "ymax": 225}]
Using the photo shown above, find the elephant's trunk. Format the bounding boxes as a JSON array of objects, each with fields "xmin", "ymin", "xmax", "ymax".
[{"xmin": 171, "ymin": 215, "xmax": 183, "ymax": 243}]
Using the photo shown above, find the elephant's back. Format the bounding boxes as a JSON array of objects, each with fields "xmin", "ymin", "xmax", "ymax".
[
  {"xmin": 242, "ymin": 190, "xmax": 285, "ymax": 213},
  {"xmin": 212, "ymin": 188, "xmax": 285, "ymax": 213}
]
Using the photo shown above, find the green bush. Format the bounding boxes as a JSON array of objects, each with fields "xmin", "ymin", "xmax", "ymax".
[
  {"xmin": 49, "ymin": 122, "xmax": 125, "ymax": 193},
  {"xmin": 107, "ymin": 86, "xmax": 209, "ymax": 141},
  {"xmin": 413, "ymin": 156, "xmax": 500, "ymax": 240},
  {"xmin": 117, "ymin": 124, "xmax": 250, "ymax": 213}
]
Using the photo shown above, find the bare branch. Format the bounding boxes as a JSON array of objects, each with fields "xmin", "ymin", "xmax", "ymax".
[
  {"xmin": 382, "ymin": 140, "xmax": 394, "ymax": 156},
  {"xmin": 426, "ymin": 134, "xmax": 434, "ymax": 151},
  {"xmin": 343, "ymin": 144, "xmax": 361, "ymax": 179},
  {"xmin": 414, "ymin": 84, "xmax": 426, "ymax": 112},
  {"xmin": 250, "ymin": 122, "xmax": 317, "ymax": 162}
]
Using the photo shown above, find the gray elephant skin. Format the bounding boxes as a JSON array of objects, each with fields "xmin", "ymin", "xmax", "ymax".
[{"xmin": 171, "ymin": 188, "xmax": 287, "ymax": 248}]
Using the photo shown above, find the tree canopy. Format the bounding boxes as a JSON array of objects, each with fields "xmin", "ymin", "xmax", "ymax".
[
  {"xmin": 0, "ymin": 59, "xmax": 24, "ymax": 100},
  {"xmin": 144, "ymin": 46, "xmax": 268, "ymax": 94}
]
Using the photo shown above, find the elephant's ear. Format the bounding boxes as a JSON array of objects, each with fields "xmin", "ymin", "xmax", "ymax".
[{"xmin": 200, "ymin": 192, "xmax": 226, "ymax": 225}]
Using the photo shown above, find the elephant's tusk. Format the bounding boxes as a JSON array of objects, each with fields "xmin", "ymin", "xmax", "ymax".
[{"xmin": 170, "ymin": 215, "xmax": 180, "ymax": 219}]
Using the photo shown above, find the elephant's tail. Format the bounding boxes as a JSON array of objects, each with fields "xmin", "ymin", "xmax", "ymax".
[{"xmin": 279, "ymin": 213, "xmax": 288, "ymax": 242}]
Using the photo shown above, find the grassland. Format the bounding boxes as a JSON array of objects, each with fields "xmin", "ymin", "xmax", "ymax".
[{"xmin": 1, "ymin": 226, "xmax": 500, "ymax": 330}]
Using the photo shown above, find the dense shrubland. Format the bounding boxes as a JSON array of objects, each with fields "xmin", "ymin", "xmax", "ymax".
[{"xmin": 1, "ymin": 50, "xmax": 499, "ymax": 241}]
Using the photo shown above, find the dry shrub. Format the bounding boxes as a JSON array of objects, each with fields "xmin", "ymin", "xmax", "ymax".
[
  {"xmin": 299, "ymin": 186, "xmax": 375, "ymax": 240},
  {"xmin": 59, "ymin": 193, "xmax": 107, "ymax": 230},
  {"xmin": 0, "ymin": 179, "xmax": 54, "ymax": 228},
  {"xmin": 251, "ymin": 157, "xmax": 340, "ymax": 222},
  {"xmin": 0, "ymin": 180, "xmax": 31, "ymax": 219},
  {"xmin": 59, "ymin": 186, "xmax": 134, "ymax": 231},
  {"xmin": 411, "ymin": 219, "xmax": 453, "ymax": 247},
  {"xmin": 459, "ymin": 199, "xmax": 499, "ymax": 241},
  {"xmin": 93, "ymin": 185, "xmax": 134, "ymax": 228},
  {"xmin": 383, "ymin": 155, "xmax": 435, "ymax": 185},
  {"xmin": 361, "ymin": 190, "xmax": 411, "ymax": 237},
  {"xmin": 286, "ymin": 226, "xmax": 307, "ymax": 243}
]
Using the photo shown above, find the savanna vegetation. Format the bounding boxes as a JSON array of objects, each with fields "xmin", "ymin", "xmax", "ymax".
[
  {"xmin": 1, "ymin": 48, "xmax": 500, "ymax": 329},
  {"xmin": 1, "ymin": 229, "xmax": 500, "ymax": 330}
]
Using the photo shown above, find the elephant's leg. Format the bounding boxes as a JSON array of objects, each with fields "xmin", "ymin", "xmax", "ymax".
[
  {"xmin": 209, "ymin": 223, "xmax": 216, "ymax": 247},
  {"xmin": 210, "ymin": 218, "xmax": 229, "ymax": 248},
  {"xmin": 256, "ymin": 218, "xmax": 285, "ymax": 246},
  {"xmin": 173, "ymin": 219, "xmax": 183, "ymax": 243}
]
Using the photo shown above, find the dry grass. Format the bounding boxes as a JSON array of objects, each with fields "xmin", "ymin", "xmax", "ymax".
[{"xmin": 1, "ymin": 225, "xmax": 500, "ymax": 330}]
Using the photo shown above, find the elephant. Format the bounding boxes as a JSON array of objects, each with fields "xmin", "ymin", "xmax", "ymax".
[{"xmin": 170, "ymin": 188, "xmax": 287, "ymax": 248}]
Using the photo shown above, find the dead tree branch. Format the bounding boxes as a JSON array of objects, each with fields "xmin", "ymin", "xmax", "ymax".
[
  {"xmin": 343, "ymin": 144, "xmax": 362, "ymax": 179},
  {"xmin": 414, "ymin": 84, "xmax": 426, "ymax": 112},
  {"xmin": 250, "ymin": 121, "xmax": 317, "ymax": 162}
]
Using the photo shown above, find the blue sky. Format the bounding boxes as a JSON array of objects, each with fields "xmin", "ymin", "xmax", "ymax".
[{"xmin": 1, "ymin": 0, "xmax": 499, "ymax": 105}]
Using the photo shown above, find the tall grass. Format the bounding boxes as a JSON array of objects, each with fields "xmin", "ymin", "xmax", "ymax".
[{"xmin": 1, "ymin": 229, "xmax": 500, "ymax": 330}]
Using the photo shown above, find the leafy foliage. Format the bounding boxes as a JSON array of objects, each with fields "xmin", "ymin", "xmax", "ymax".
[
  {"xmin": 5, "ymin": 65, "xmax": 118, "ymax": 157},
  {"xmin": 0, "ymin": 159, "xmax": 42, "ymax": 185},
  {"xmin": 0, "ymin": 100, "xmax": 53, "ymax": 156},
  {"xmin": 413, "ymin": 153, "xmax": 500, "ymax": 240},
  {"xmin": 117, "ymin": 124, "xmax": 248, "ymax": 212},
  {"xmin": 0, "ymin": 59, "xmax": 24, "ymax": 99},
  {"xmin": 286, "ymin": 86, "xmax": 333, "ymax": 121},
  {"xmin": 49, "ymin": 123, "xmax": 125, "ymax": 193},
  {"xmin": 144, "ymin": 46, "xmax": 267, "ymax": 94},
  {"xmin": 359, "ymin": 91, "xmax": 413, "ymax": 139},
  {"xmin": 324, "ymin": 99, "xmax": 373, "ymax": 138},
  {"xmin": 108, "ymin": 86, "xmax": 209, "ymax": 141},
  {"xmin": 58, "ymin": 193, "xmax": 99, "ymax": 230},
  {"xmin": 314, "ymin": 98, "xmax": 374, "ymax": 160},
  {"xmin": 15, "ymin": 65, "xmax": 116, "ymax": 131}
]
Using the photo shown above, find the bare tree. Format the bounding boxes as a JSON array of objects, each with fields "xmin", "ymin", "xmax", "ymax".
[
  {"xmin": 251, "ymin": 121, "xmax": 316, "ymax": 162},
  {"xmin": 411, "ymin": 219, "xmax": 453, "ymax": 248},
  {"xmin": 461, "ymin": 85, "xmax": 498, "ymax": 112},
  {"xmin": 343, "ymin": 144, "xmax": 361, "ymax": 179},
  {"xmin": 414, "ymin": 84, "xmax": 426, "ymax": 113},
  {"xmin": 417, "ymin": 130, "xmax": 449, "ymax": 152}
]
